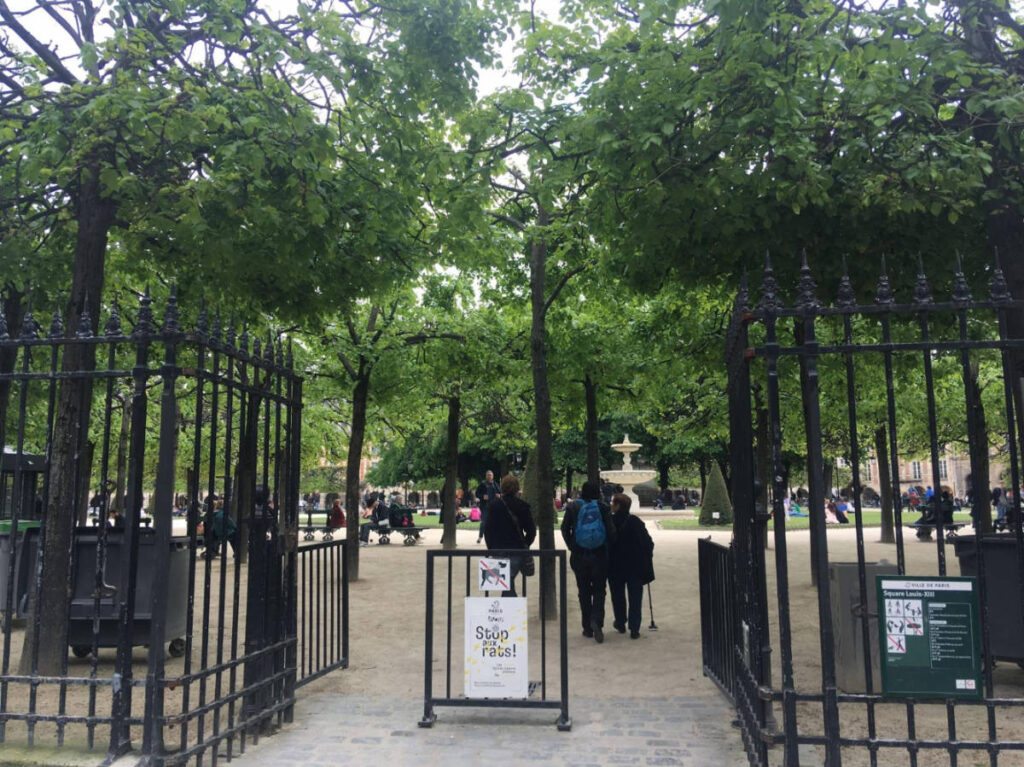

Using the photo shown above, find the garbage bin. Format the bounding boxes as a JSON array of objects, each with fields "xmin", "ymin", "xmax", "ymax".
[
  {"xmin": 0, "ymin": 520, "xmax": 40, "ymax": 616},
  {"xmin": 15, "ymin": 526, "xmax": 189, "ymax": 658},
  {"xmin": 954, "ymin": 534, "xmax": 1024, "ymax": 662},
  {"xmin": 829, "ymin": 560, "xmax": 898, "ymax": 693}
]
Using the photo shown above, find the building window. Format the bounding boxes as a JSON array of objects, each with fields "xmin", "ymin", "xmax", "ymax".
[
  {"xmin": 912, "ymin": 461, "xmax": 922, "ymax": 481},
  {"xmin": 864, "ymin": 462, "xmax": 873, "ymax": 481},
  {"xmin": 939, "ymin": 459, "xmax": 948, "ymax": 480}
]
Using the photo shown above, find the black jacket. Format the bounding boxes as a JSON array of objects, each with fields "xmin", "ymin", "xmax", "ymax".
[
  {"xmin": 484, "ymin": 495, "xmax": 536, "ymax": 551},
  {"xmin": 609, "ymin": 511, "xmax": 655, "ymax": 584},
  {"xmin": 475, "ymin": 480, "xmax": 500, "ymax": 509}
]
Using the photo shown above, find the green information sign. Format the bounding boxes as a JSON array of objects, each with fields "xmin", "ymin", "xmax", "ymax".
[{"xmin": 876, "ymin": 576, "xmax": 982, "ymax": 699}]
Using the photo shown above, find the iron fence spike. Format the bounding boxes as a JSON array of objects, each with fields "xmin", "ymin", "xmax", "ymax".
[
  {"xmin": 837, "ymin": 265, "xmax": 856, "ymax": 309},
  {"xmin": 196, "ymin": 296, "xmax": 209, "ymax": 336},
  {"xmin": 239, "ymin": 324, "xmax": 249, "ymax": 356},
  {"xmin": 134, "ymin": 288, "xmax": 156, "ymax": 338},
  {"xmin": 49, "ymin": 308, "xmax": 64, "ymax": 338},
  {"xmin": 253, "ymin": 336, "xmax": 262, "ymax": 359},
  {"xmin": 286, "ymin": 339, "xmax": 294, "ymax": 368},
  {"xmin": 20, "ymin": 307, "xmax": 38, "ymax": 340},
  {"xmin": 990, "ymin": 248, "xmax": 1012, "ymax": 304},
  {"xmin": 104, "ymin": 302, "xmax": 122, "ymax": 336},
  {"xmin": 796, "ymin": 253, "xmax": 820, "ymax": 311},
  {"xmin": 211, "ymin": 311, "xmax": 223, "ymax": 344},
  {"xmin": 757, "ymin": 252, "xmax": 781, "ymax": 314},
  {"xmin": 875, "ymin": 257, "xmax": 895, "ymax": 306},
  {"xmin": 163, "ymin": 285, "xmax": 181, "ymax": 335},
  {"xmin": 913, "ymin": 257, "xmax": 934, "ymax": 306},
  {"xmin": 76, "ymin": 299, "xmax": 93, "ymax": 338},
  {"xmin": 952, "ymin": 255, "xmax": 972, "ymax": 305}
]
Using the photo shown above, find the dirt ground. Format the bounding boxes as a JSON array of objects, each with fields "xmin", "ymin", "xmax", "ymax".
[{"xmin": 5, "ymin": 518, "xmax": 1024, "ymax": 766}]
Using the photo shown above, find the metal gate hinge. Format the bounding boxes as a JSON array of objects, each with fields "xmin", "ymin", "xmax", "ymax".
[{"xmin": 757, "ymin": 685, "xmax": 774, "ymax": 701}]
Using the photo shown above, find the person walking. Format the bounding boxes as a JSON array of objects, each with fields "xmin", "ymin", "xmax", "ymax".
[
  {"xmin": 561, "ymin": 480, "xmax": 617, "ymax": 643},
  {"xmin": 483, "ymin": 474, "xmax": 536, "ymax": 597},
  {"xmin": 608, "ymin": 493, "xmax": 654, "ymax": 639},
  {"xmin": 475, "ymin": 470, "xmax": 500, "ymax": 544}
]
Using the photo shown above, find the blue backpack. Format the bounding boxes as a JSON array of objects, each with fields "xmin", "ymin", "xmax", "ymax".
[{"xmin": 575, "ymin": 499, "xmax": 606, "ymax": 549}]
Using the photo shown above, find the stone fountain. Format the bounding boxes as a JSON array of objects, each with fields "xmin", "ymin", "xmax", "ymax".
[{"xmin": 600, "ymin": 435, "xmax": 657, "ymax": 511}]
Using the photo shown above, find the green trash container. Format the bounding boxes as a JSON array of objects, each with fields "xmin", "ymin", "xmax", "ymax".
[{"xmin": 0, "ymin": 520, "xmax": 41, "ymax": 615}]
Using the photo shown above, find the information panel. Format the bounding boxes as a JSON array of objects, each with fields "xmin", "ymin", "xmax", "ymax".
[
  {"xmin": 876, "ymin": 576, "xmax": 982, "ymax": 699},
  {"xmin": 464, "ymin": 597, "xmax": 528, "ymax": 699}
]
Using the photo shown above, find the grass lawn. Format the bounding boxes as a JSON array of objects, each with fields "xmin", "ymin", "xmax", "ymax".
[{"xmin": 658, "ymin": 509, "xmax": 975, "ymax": 531}]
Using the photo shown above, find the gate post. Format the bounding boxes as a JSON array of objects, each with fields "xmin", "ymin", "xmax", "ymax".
[
  {"xmin": 108, "ymin": 292, "xmax": 154, "ymax": 759},
  {"xmin": 141, "ymin": 290, "xmax": 182, "ymax": 758},
  {"xmin": 794, "ymin": 260, "xmax": 841, "ymax": 767},
  {"xmin": 727, "ymin": 275, "xmax": 772, "ymax": 763}
]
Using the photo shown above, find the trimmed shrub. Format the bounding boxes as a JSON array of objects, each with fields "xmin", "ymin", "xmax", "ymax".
[{"xmin": 699, "ymin": 462, "xmax": 733, "ymax": 526}]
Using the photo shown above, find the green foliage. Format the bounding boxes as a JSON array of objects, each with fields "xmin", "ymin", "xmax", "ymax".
[{"xmin": 699, "ymin": 461, "xmax": 732, "ymax": 526}]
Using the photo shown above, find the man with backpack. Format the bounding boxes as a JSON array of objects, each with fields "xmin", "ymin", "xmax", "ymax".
[{"xmin": 561, "ymin": 480, "xmax": 617, "ymax": 643}]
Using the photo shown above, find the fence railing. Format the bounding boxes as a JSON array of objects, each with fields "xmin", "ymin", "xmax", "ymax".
[
  {"xmin": 419, "ymin": 548, "xmax": 571, "ymax": 731},
  {"xmin": 716, "ymin": 255, "xmax": 1024, "ymax": 766},
  {"xmin": 296, "ymin": 539, "xmax": 349, "ymax": 687},
  {"xmin": 698, "ymin": 538, "xmax": 736, "ymax": 701},
  {"xmin": 0, "ymin": 289, "xmax": 346, "ymax": 766}
]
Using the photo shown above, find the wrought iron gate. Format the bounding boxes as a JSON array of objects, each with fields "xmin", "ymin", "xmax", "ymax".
[
  {"xmin": 0, "ymin": 289, "xmax": 347, "ymax": 766},
  {"xmin": 706, "ymin": 257, "xmax": 1024, "ymax": 766}
]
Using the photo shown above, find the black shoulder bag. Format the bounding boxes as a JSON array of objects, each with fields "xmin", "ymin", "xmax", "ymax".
[{"xmin": 501, "ymin": 498, "xmax": 534, "ymax": 576}]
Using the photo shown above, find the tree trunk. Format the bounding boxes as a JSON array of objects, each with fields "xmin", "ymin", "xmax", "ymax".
[
  {"xmin": 657, "ymin": 460, "xmax": 670, "ymax": 492},
  {"xmin": 440, "ymin": 396, "xmax": 460, "ymax": 549},
  {"xmin": 344, "ymin": 366, "xmax": 370, "ymax": 581},
  {"xmin": 529, "ymin": 208, "xmax": 557, "ymax": 618},
  {"xmin": 584, "ymin": 374, "xmax": 600, "ymax": 484},
  {"xmin": 564, "ymin": 466, "xmax": 573, "ymax": 499},
  {"xmin": 0, "ymin": 287, "xmax": 26, "ymax": 442},
  {"xmin": 21, "ymin": 165, "xmax": 114, "ymax": 675},
  {"xmin": 875, "ymin": 426, "xmax": 895, "ymax": 544},
  {"xmin": 699, "ymin": 458, "xmax": 708, "ymax": 498}
]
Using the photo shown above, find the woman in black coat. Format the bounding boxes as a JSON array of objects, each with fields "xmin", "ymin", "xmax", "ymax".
[
  {"xmin": 483, "ymin": 474, "xmax": 536, "ymax": 597},
  {"xmin": 608, "ymin": 493, "xmax": 655, "ymax": 638}
]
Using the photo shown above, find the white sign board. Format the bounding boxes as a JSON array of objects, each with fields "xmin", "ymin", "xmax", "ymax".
[
  {"xmin": 464, "ymin": 597, "xmax": 528, "ymax": 699},
  {"xmin": 478, "ymin": 558, "xmax": 511, "ymax": 592}
]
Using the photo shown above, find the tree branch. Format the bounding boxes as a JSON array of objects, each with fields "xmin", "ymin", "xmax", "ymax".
[
  {"xmin": 543, "ymin": 262, "xmax": 590, "ymax": 316},
  {"xmin": 0, "ymin": 0, "xmax": 78, "ymax": 84}
]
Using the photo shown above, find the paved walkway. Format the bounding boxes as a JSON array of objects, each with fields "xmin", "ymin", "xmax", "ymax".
[{"xmin": 224, "ymin": 693, "xmax": 749, "ymax": 767}]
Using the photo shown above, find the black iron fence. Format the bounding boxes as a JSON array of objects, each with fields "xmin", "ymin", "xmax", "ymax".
[
  {"xmin": 419, "ymin": 548, "xmax": 571, "ymax": 731},
  {"xmin": 296, "ymin": 539, "xmax": 348, "ymax": 687},
  {"xmin": 713, "ymin": 256, "xmax": 1024, "ymax": 766},
  {"xmin": 698, "ymin": 537, "xmax": 736, "ymax": 702},
  {"xmin": 0, "ymin": 289, "xmax": 347, "ymax": 765}
]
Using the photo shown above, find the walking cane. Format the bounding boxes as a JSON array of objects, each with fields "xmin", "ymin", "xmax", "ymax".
[{"xmin": 647, "ymin": 583, "xmax": 658, "ymax": 631}]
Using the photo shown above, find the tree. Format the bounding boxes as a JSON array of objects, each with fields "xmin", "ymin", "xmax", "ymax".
[
  {"xmin": 700, "ymin": 460, "xmax": 732, "ymax": 526},
  {"xmin": 2, "ymin": 0, "xmax": 505, "ymax": 671}
]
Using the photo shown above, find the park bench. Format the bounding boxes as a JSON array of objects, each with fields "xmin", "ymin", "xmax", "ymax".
[
  {"xmin": 370, "ymin": 520, "xmax": 423, "ymax": 546},
  {"xmin": 906, "ymin": 521, "xmax": 969, "ymax": 540}
]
